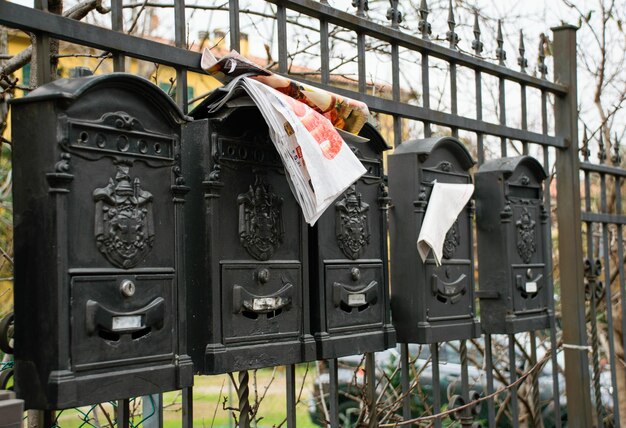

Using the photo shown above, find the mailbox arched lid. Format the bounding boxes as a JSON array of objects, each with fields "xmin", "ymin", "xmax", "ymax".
[
  {"xmin": 394, "ymin": 136, "xmax": 475, "ymax": 172},
  {"xmin": 11, "ymin": 73, "xmax": 189, "ymax": 125},
  {"xmin": 358, "ymin": 122, "xmax": 392, "ymax": 154},
  {"xmin": 477, "ymin": 156, "xmax": 547, "ymax": 181}
]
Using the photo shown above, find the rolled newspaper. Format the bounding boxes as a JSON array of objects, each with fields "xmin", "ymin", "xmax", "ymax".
[{"xmin": 200, "ymin": 49, "xmax": 369, "ymax": 134}]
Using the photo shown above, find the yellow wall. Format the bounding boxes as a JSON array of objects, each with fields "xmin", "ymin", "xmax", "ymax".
[{"xmin": 2, "ymin": 31, "xmax": 222, "ymax": 141}]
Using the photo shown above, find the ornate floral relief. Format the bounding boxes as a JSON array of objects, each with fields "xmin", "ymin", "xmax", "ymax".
[
  {"xmin": 442, "ymin": 220, "xmax": 460, "ymax": 260},
  {"xmin": 516, "ymin": 207, "xmax": 537, "ymax": 263},
  {"xmin": 238, "ymin": 175, "xmax": 284, "ymax": 261},
  {"xmin": 93, "ymin": 164, "xmax": 155, "ymax": 269},
  {"xmin": 335, "ymin": 185, "xmax": 370, "ymax": 260}
]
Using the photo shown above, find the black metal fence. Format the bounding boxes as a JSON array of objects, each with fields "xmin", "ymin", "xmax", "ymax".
[{"xmin": 0, "ymin": 0, "xmax": 623, "ymax": 427}]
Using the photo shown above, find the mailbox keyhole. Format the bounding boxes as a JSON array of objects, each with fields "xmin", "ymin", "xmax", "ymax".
[
  {"xmin": 257, "ymin": 269, "xmax": 270, "ymax": 284},
  {"xmin": 120, "ymin": 280, "xmax": 136, "ymax": 298}
]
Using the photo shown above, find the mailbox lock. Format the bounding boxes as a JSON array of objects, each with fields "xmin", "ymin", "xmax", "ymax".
[
  {"xmin": 257, "ymin": 269, "xmax": 270, "ymax": 284},
  {"xmin": 351, "ymin": 268, "xmax": 361, "ymax": 282},
  {"xmin": 120, "ymin": 279, "xmax": 136, "ymax": 297}
]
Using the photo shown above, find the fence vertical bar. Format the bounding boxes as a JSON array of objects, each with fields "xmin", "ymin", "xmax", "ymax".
[
  {"xmin": 422, "ymin": 53, "xmax": 431, "ymax": 138},
  {"xmin": 365, "ymin": 352, "xmax": 376, "ymax": 427},
  {"xmin": 33, "ymin": 0, "xmax": 51, "ymax": 86},
  {"xmin": 117, "ymin": 399, "xmax": 130, "ymax": 428},
  {"xmin": 431, "ymin": 343, "xmax": 441, "ymax": 428},
  {"xmin": 389, "ymin": 0, "xmax": 401, "ymax": 147},
  {"xmin": 286, "ymin": 364, "xmax": 296, "ymax": 428},
  {"xmin": 544, "ymin": 145, "xmax": 562, "ymax": 428},
  {"xmin": 328, "ymin": 358, "xmax": 339, "ymax": 427},
  {"xmin": 229, "ymin": 0, "xmax": 240, "ymax": 52},
  {"xmin": 111, "ymin": 0, "xmax": 124, "ymax": 72},
  {"xmin": 277, "ymin": 4, "xmax": 288, "ymax": 73},
  {"xmin": 182, "ymin": 386, "xmax": 193, "ymax": 428},
  {"xmin": 357, "ymin": 32, "xmax": 366, "ymax": 94},
  {"xmin": 552, "ymin": 24, "xmax": 594, "ymax": 428},
  {"xmin": 319, "ymin": 15, "xmax": 330, "ymax": 85},
  {"xmin": 484, "ymin": 335, "xmax": 496, "ymax": 428},
  {"xmin": 400, "ymin": 343, "xmax": 411, "ymax": 421},
  {"xmin": 599, "ymin": 173, "xmax": 622, "ymax": 425},
  {"xmin": 508, "ymin": 335, "xmax": 519, "ymax": 428},
  {"xmin": 174, "ymin": 0, "xmax": 187, "ymax": 112}
]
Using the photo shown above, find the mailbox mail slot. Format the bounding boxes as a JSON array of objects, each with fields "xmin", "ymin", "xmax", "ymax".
[
  {"xmin": 309, "ymin": 123, "xmax": 395, "ymax": 359},
  {"xmin": 475, "ymin": 156, "xmax": 551, "ymax": 333},
  {"xmin": 10, "ymin": 74, "xmax": 194, "ymax": 409},
  {"xmin": 186, "ymin": 99, "xmax": 314, "ymax": 374},
  {"xmin": 389, "ymin": 136, "xmax": 480, "ymax": 344}
]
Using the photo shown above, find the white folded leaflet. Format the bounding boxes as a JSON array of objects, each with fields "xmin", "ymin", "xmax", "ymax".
[{"xmin": 417, "ymin": 181, "xmax": 474, "ymax": 266}]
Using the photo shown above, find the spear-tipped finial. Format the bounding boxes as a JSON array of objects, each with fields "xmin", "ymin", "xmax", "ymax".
[
  {"xmin": 582, "ymin": 127, "xmax": 590, "ymax": 161},
  {"xmin": 418, "ymin": 0, "xmax": 432, "ymax": 39},
  {"xmin": 538, "ymin": 33, "xmax": 548, "ymax": 78},
  {"xmin": 612, "ymin": 133, "xmax": 621, "ymax": 165},
  {"xmin": 518, "ymin": 30, "xmax": 528, "ymax": 72},
  {"xmin": 472, "ymin": 10, "xmax": 483, "ymax": 55},
  {"xmin": 386, "ymin": 0, "xmax": 402, "ymax": 27},
  {"xmin": 352, "ymin": 0, "xmax": 368, "ymax": 17},
  {"xmin": 598, "ymin": 132, "xmax": 607, "ymax": 163},
  {"xmin": 446, "ymin": 0, "xmax": 460, "ymax": 48},
  {"xmin": 496, "ymin": 19, "xmax": 506, "ymax": 64}
]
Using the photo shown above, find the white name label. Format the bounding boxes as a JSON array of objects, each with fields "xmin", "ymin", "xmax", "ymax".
[
  {"xmin": 525, "ymin": 281, "xmax": 538, "ymax": 293},
  {"xmin": 112, "ymin": 315, "xmax": 142, "ymax": 331},
  {"xmin": 348, "ymin": 293, "xmax": 366, "ymax": 306},
  {"xmin": 253, "ymin": 297, "xmax": 278, "ymax": 311}
]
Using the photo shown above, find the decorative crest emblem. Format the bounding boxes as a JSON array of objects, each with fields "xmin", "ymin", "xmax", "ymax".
[
  {"xmin": 442, "ymin": 220, "xmax": 460, "ymax": 259},
  {"xmin": 516, "ymin": 207, "xmax": 537, "ymax": 263},
  {"xmin": 238, "ymin": 175, "xmax": 284, "ymax": 261},
  {"xmin": 336, "ymin": 185, "xmax": 370, "ymax": 260},
  {"xmin": 93, "ymin": 164, "xmax": 154, "ymax": 269}
]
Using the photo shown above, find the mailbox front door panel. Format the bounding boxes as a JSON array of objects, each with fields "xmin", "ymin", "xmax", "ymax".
[
  {"xmin": 222, "ymin": 263, "xmax": 302, "ymax": 342},
  {"xmin": 425, "ymin": 262, "xmax": 473, "ymax": 320},
  {"xmin": 325, "ymin": 263, "xmax": 384, "ymax": 332},
  {"xmin": 511, "ymin": 264, "xmax": 546, "ymax": 314},
  {"xmin": 71, "ymin": 274, "xmax": 173, "ymax": 369}
]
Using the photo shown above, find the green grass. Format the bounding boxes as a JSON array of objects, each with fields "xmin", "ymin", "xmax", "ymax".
[{"xmin": 50, "ymin": 365, "xmax": 319, "ymax": 428}]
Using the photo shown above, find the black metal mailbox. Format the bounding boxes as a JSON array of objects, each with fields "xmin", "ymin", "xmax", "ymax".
[
  {"xmin": 388, "ymin": 136, "xmax": 480, "ymax": 343},
  {"xmin": 475, "ymin": 156, "xmax": 551, "ymax": 333},
  {"xmin": 186, "ymin": 98, "xmax": 313, "ymax": 374},
  {"xmin": 10, "ymin": 74, "xmax": 195, "ymax": 409},
  {"xmin": 309, "ymin": 123, "xmax": 396, "ymax": 360}
]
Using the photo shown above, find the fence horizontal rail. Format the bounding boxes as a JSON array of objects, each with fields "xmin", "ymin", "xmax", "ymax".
[
  {"xmin": 0, "ymin": 1, "xmax": 202, "ymax": 71},
  {"xmin": 265, "ymin": 0, "xmax": 569, "ymax": 96},
  {"xmin": 291, "ymin": 76, "xmax": 565, "ymax": 147},
  {"xmin": 580, "ymin": 161, "xmax": 626, "ymax": 177},
  {"xmin": 582, "ymin": 212, "xmax": 626, "ymax": 225}
]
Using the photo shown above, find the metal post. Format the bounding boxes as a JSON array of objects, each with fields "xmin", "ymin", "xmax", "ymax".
[
  {"xmin": 182, "ymin": 386, "xmax": 193, "ymax": 428},
  {"xmin": 117, "ymin": 399, "xmax": 131, "ymax": 428},
  {"xmin": 111, "ymin": 0, "xmax": 124, "ymax": 71},
  {"xmin": 328, "ymin": 359, "xmax": 339, "ymax": 428},
  {"xmin": 552, "ymin": 24, "xmax": 594, "ymax": 428},
  {"xmin": 365, "ymin": 352, "xmax": 377, "ymax": 427},
  {"xmin": 286, "ymin": 365, "xmax": 296, "ymax": 428}
]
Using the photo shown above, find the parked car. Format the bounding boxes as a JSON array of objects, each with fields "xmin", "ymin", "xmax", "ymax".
[{"xmin": 308, "ymin": 340, "xmax": 569, "ymax": 427}]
